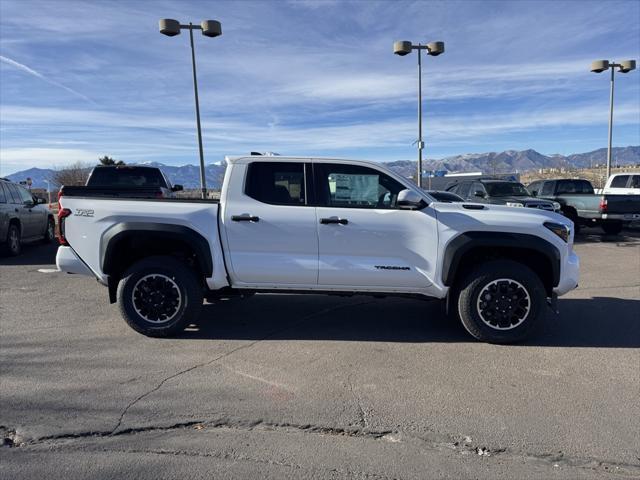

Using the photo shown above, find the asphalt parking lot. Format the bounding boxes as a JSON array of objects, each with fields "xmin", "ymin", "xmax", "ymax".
[{"xmin": 1, "ymin": 228, "xmax": 639, "ymax": 479}]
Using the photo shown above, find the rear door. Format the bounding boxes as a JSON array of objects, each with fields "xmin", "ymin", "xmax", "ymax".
[
  {"xmin": 221, "ymin": 160, "xmax": 319, "ymax": 286},
  {"xmin": 314, "ymin": 162, "xmax": 439, "ymax": 290}
]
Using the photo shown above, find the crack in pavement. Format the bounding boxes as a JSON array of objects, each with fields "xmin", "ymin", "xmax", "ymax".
[
  {"xmin": 347, "ymin": 374, "xmax": 369, "ymax": 429},
  {"xmin": 7, "ymin": 417, "xmax": 640, "ymax": 477},
  {"xmin": 6, "ymin": 414, "xmax": 640, "ymax": 477},
  {"xmin": 110, "ymin": 299, "xmax": 376, "ymax": 434}
]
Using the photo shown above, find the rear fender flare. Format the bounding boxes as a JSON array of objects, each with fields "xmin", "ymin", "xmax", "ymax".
[{"xmin": 100, "ymin": 222, "xmax": 213, "ymax": 278}]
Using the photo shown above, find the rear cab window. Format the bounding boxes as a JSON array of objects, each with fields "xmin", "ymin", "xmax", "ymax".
[
  {"xmin": 245, "ymin": 162, "xmax": 307, "ymax": 206},
  {"xmin": 87, "ymin": 167, "xmax": 168, "ymax": 188},
  {"xmin": 610, "ymin": 175, "xmax": 629, "ymax": 188}
]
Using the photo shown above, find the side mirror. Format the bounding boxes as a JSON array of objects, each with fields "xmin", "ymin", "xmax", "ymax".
[
  {"xmin": 172, "ymin": 184, "xmax": 183, "ymax": 192},
  {"xmin": 531, "ymin": 190, "xmax": 538, "ymax": 197},
  {"xmin": 474, "ymin": 190, "xmax": 485, "ymax": 198},
  {"xmin": 397, "ymin": 189, "xmax": 425, "ymax": 209}
]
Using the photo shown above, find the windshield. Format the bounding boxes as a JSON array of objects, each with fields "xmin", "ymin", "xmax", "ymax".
[{"xmin": 484, "ymin": 182, "xmax": 530, "ymax": 197}]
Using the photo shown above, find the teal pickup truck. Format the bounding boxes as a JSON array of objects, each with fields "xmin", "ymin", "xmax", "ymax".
[{"xmin": 527, "ymin": 178, "xmax": 640, "ymax": 235}]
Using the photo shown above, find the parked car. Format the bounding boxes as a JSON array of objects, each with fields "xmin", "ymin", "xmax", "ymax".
[
  {"xmin": 61, "ymin": 165, "xmax": 183, "ymax": 199},
  {"xmin": 425, "ymin": 190, "xmax": 464, "ymax": 203},
  {"xmin": 56, "ymin": 156, "xmax": 579, "ymax": 344},
  {"xmin": 526, "ymin": 178, "xmax": 640, "ymax": 235},
  {"xmin": 446, "ymin": 179, "xmax": 561, "ymax": 212},
  {"xmin": 601, "ymin": 173, "xmax": 640, "ymax": 195},
  {"xmin": 0, "ymin": 178, "xmax": 55, "ymax": 256}
]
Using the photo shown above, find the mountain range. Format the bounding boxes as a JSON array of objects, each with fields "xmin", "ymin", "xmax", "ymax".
[{"xmin": 6, "ymin": 146, "xmax": 639, "ymax": 190}]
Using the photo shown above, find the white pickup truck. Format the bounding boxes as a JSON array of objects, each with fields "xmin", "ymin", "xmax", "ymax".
[{"xmin": 56, "ymin": 156, "xmax": 579, "ymax": 343}]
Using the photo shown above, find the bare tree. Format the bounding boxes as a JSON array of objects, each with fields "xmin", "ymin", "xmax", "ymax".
[{"xmin": 51, "ymin": 162, "xmax": 91, "ymax": 187}]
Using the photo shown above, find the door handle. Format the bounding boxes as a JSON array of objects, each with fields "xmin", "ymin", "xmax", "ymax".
[
  {"xmin": 320, "ymin": 217, "xmax": 348, "ymax": 225},
  {"xmin": 231, "ymin": 214, "xmax": 259, "ymax": 222}
]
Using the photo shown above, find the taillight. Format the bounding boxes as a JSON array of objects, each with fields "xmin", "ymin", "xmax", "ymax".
[
  {"xmin": 58, "ymin": 207, "xmax": 72, "ymax": 245},
  {"xmin": 155, "ymin": 191, "xmax": 164, "ymax": 198},
  {"xmin": 599, "ymin": 198, "xmax": 608, "ymax": 212}
]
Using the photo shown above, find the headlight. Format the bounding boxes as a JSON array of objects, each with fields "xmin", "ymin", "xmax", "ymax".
[
  {"xmin": 506, "ymin": 202, "xmax": 524, "ymax": 207},
  {"xmin": 552, "ymin": 201, "xmax": 561, "ymax": 211},
  {"xmin": 544, "ymin": 221, "xmax": 570, "ymax": 242}
]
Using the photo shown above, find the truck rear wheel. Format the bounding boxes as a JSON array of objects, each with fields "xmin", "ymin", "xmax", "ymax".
[
  {"xmin": 117, "ymin": 256, "xmax": 203, "ymax": 337},
  {"xmin": 454, "ymin": 260, "xmax": 546, "ymax": 344},
  {"xmin": 601, "ymin": 221, "xmax": 623, "ymax": 235}
]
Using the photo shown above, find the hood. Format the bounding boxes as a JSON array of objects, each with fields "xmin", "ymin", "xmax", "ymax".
[
  {"xmin": 432, "ymin": 201, "xmax": 569, "ymax": 227},
  {"xmin": 488, "ymin": 196, "xmax": 553, "ymax": 205}
]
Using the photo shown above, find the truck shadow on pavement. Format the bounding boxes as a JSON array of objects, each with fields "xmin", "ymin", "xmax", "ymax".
[
  {"xmin": 0, "ymin": 242, "xmax": 58, "ymax": 266},
  {"xmin": 180, "ymin": 295, "xmax": 639, "ymax": 348},
  {"xmin": 574, "ymin": 226, "xmax": 640, "ymax": 245}
]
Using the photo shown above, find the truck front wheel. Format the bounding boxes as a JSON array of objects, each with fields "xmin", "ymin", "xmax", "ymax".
[
  {"xmin": 454, "ymin": 260, "xmax": 546, "ymax": 344},
  {"xmin": 117, "ymin": 256, "xmax": 203, "ymax": 337}
]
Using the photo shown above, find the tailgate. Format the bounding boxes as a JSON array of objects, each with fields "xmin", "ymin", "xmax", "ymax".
[{"xmin": 603, "ymin": 195, "xmax": 640, "ymax": 215}]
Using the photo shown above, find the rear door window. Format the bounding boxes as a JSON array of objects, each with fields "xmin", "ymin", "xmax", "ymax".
[{"xmin": 245, "ymin": 162, "xmax": 307, "ymax": 206}]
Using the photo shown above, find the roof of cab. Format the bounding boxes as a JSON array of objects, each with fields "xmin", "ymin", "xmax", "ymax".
[{"xmin": 224, "ymin": 155, "xmax": 380, "ymax": 167}]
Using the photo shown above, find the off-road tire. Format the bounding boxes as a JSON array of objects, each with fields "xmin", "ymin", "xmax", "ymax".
[
  {"xmin": 453, "ymin": 260, "xmax": 546, "ymax": 344},
  {"xmin": 117, "ymin": 256, "xmax": 203, "ymax": 337}
]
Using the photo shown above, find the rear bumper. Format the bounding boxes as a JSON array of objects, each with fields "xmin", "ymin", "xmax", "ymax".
[
  {"xmin": 56, "ymin": 246, "xmax": 94, "ymax": 277},
  {"xmin": 601, "ymin": 213, "xmax": 640, "ymax": 221},
  {"xmin": 553, "ymin": 250, "xmax": 579, "ymax": 296}
]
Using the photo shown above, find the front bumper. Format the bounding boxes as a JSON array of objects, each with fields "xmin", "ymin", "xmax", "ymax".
[
  {"xmin": 56, "ymin": 246, "xmax": 94, "ymax": 277},
  {"xmin": 553, "ymin": 250, "xmax": 580, "ymax": 296}
]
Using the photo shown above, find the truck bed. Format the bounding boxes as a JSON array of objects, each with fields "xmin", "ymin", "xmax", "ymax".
[{"xmin": 59, "ymin": 186, "xmax": 219, "ymax": 202}]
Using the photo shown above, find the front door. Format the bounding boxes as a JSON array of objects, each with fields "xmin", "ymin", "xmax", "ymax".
[
  {"xmin": 314, "ymin": 162, "xmax": 439, "ymax": 290},
  {"xmin": 221, "ymin": 161, "xmax": 318, "ymax": 286}
]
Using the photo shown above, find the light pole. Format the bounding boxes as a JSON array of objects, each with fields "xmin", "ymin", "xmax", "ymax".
[
  {"xmin": 160, "ymin": 18, "xmax": 222, "ymax": 199},
  {"xmin": 394, "ymin": 40, "xmax": 444, "ymax": 189},
  {"xmin": 590, "ymin": 59, "xmax": 636, "ymax": 180}
]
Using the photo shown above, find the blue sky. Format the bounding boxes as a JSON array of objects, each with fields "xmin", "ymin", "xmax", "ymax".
[{"xmin": 1, "ymin": 0, "xmax": 639, "ymax": 175}]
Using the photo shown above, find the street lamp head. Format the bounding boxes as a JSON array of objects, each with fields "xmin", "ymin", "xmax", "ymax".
[
  {"xmin": 426, "ymin": 41, "xmax": 444, "ymax": 56},
  {"xmin": 590, "ymin": 60, "xmax": 609, "ymax": 73},
  {"xmin": 618, "ymin": 60, "xmax": 636, "ymax": 73},
  {"xmin": 159, "ymin": 18, "xmax": 181, "ymax": 36},
  {"xmin": 201, "ymin": 20, "xmax": 222, "ymax": 38},
  {"xmin": 394, "ymin": 41, "xmax": 413, "ymax": 56}
]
